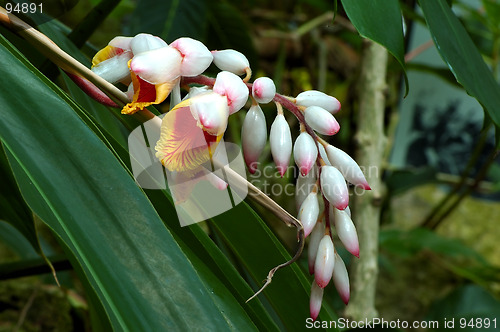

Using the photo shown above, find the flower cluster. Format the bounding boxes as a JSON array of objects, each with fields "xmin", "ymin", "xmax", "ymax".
[{"xmin": 92, "ymin": 33, "xmax": 370, "ymax": 320}]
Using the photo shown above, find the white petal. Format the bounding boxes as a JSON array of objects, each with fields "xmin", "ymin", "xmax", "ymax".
[
  {"xmin": 108, "ymin": 36, "xmax": 133, "ymax": 50},
  {"xmin": 296, "ymin": 90, "xmax": 341, "ymax": 114},
  {"xmin": 189, "ymin": 92, "xmax": 229, "ymax": 136},
  {"xmin": 325, "ymin": 145, "xmax": 370, "ymax": 189},
  {"xmin": 332, "ymin": 254, "xmax": 350, "ymax": 304},
  {"xmin": 334, "ymin": 208, "xmax": 359, "ymax": 257},
  {"xmin": 213, "ymin": 71, "xmax": 249, "ymax": 114},
  {"xmin": 212, "ymin": 49, "xmax": 250, "ymax": 75},
  {"xmin": 126, "ymin": 82, "xmax": 134, "ymax": 101},
  {"xmin": 171, "ymin": 37, "xmax": 213, "ymax": 77},
  {"xmin": 293, "ymin": 132, "xmax": 318, "ymax": 176},
  {"xmin": 252, "ymin": 77, "xmax": 276, "ymax": 104},
  {"xmin": 270, "ymin": 113, "xmax": 292, "ymax": 177},
  {"xmin": 91, "ymin": 52, "xmax": 132, "ymax": 83},
  {"xmin": 298, "ymin": 191, "xmax": 319, "ymax": 237},
  {"xmin": 242, "ymin": 105, "xmax": 267, "ymax": 173},
  {"xmin": 129, "ymin": 47, "xmax": 182, "ymax": 84},
  {"xmin": 305, "ymin": 106, "xmax": 340, "ymax": 136},
  {"xmin": 131, "ymin": 33, "xmax": 168, "ymax": 54},
  {"xmin": 183, "ymin": 86, "xmax": 211, "ymax": 101},
  {"xmin": 314, "ymin": 235, "xmax": 335, "ymax": 288},
  {"xmin": 320, "ymin": 165, "xmax": 349, "ymax": 210}
]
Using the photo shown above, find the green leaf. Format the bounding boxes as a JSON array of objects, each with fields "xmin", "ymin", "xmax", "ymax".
[
  {"xmin": 340, "ymin": 0, "xmax": 408, "ymax": 95},
  {"xmin": 419, "ymin": 0, "xmax": 500, "ymax": 134},
  {"xmin": 0, "ymin": 36, "xmax": 256, "ymax": 330},
  {"xmin": 385, "ymin": 167, "xmax": 438, "ymax": 196},
  {"xmin": 426, "ymin": 284, "xmax": 500, "ymax": 331},
  {"xmin": 127, "ymin": 0, "xmax": 208, "ymax": 42},
  {"xmin": 0, "ymin": 220, "xmax": 38, "ymax": 259}
]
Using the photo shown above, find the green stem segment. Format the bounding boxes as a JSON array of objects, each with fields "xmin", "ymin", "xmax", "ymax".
[{"xmin": 344, "ymin": 40, "xmax": 388, "ymax": 320}]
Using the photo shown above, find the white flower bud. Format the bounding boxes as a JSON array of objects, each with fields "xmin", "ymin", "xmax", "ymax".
[
  {"xmin": 314, "ymin": 235, "xmax": 335, "ymax": 288},
  {"xmin": 298, "ymin": 191, "xmax": 319, "ymax": 237},
  {"xmin": 129, "ymin": 46, "xmax": 182, "ymax": 84},
  {"xmin": 296, "ymin": 90, "xmax": 341, "ymax": 114},
  {"xmin": 242, "ymin": 105, "xmax": 267, "ymax": 173},
  {"xmin": 212, "ymin": 49, "xmax": 250, "ymax": 75},
  {"xmin": 304, "ymin": 106, "xmax": 340, "ymax": 136},
  {"xmin": 293, "ymin": 132, "xmax": 318, "ymax": 176},
  {"xmin": 334, "ymin": 208, "xmax": 359, "ymax": 258},
  {"xmin": 310, "ymin": 280, "xmax": 324, "ymax": 321},
  {"xmin": 252, "ymin": 77, "xmax": 276, "ymax": 104},
  {"xmin": 320, "ymin": 165, "xmax": 349, "ymax": 210},
  {"xmin": 332, "ymin": 253, "xmax": 350, "ymax": 304},
  {"xmin": 295, "ymin": 165, "xmax": 317, "ymax": 211},
  {"xmin": 308, "ymin": 220, "xmax": 325, "ymax": 274},
  {"xmin": 270, "ymin": 113, "xmax": 292, "ymax": 177},
  {"xmin": 189, "ymin": 92, "xmax": 229, "ymax": 136},
  {"xmin": 325, "ymin": 145, "xmax": 370, "ymax": 190}
]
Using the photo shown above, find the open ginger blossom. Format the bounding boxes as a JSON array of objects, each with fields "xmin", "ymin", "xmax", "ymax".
[{"xmin": 91, "ymin": 32, "xmax": 371, "ymax": 320}]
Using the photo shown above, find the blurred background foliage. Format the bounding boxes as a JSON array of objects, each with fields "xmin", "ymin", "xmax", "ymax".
[{"xmin": 0, "ymin": 0, "xmax": 500, "ymax": 331}]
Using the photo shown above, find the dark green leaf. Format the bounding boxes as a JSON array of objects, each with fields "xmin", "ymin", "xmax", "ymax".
[
  {"xmin": 385, "ymin": 167, "xmax": 438, "ymax": 196},
  {"xmin": 340, "ymin": 0, "xmax": 408, "ymax": 95},
  {"xmin": 420, "ymin": 0, "xmax": 500, "ymax": 134},
  {"xmin": 127, "ymin": 0, "xmax": 208, "ymax": 42},
  {"xmin": 0, "ymin": 220, "xmax": 38, "ymax": 259}
]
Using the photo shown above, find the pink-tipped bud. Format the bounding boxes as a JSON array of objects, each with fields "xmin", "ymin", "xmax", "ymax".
[
  {"xmin": 213, "ymin": 71, "xmax": 249, "ymax": 114},
  {"xmin": 189, "ymin": 92, "xmax": 230, "ymax": 136},
  {"xmin": 170, "ymin": 37, "xmax": 213, "ymax": 77},
  {"xmin": 325, "ymin": 145, "xmax": 370, "ymax": 190},
  {"xmin": 252, "ymin": 77, "xmax": 276, "ymax": 104},
  {"xmin": 310, "ymin": 280, "xmax": 324, "ymax": 320},
  {"xmin": 296, "ymin": 90, "xmax": 341, "ymax": 114},
  {"xmin": 270, "ymin": 113, "xmax": 292, "ymax": 177},
  {"xmin": 130, "ymin": 33, "xmax": 168, "ymax": 54},
  {"xmin": 308, "ymin": 221, "xmax": 325, "ymax": 274},
  {"xmin": 242, "ymin": 105, "xmax": 267, "ymax": 173},
  {"xmin": 304, "ymin": 106, "xmax": 340, "ymax": 136},
  {"xmin": 314, "ymin": 235, "xmax": 335, "ymax": 288},
  {"xmin": 298, "ymin": 192, "xmax": 319, "ymax": 237},
  {"xmin": 211, "ymin": 49, "xmax": 250, "ymax": 76},
  {"xmin": 320, "ymin": 166, "xmax": 349, "ymax": 210},
  {"xmin": 295, "ymin": 165, "xmax": 317, "ymax": 211},
  {"xmin": 293, "ymin": 132, "xmax": 318, "ymax": 176},
  {"xmin": 332, "ymin": 254, "xmax": 350, "ymax": 304},
  {"xmin": 334, "ymin": 208, "xmax": 359, "ymax": 258}
]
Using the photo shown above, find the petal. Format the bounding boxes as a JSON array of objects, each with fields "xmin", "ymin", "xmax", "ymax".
[
  {"xmin": 270, "ymin": 113, "xmax": 292, "ymax": 177},
  {"xmin": 121, "ymin": 70, "xmax": 178, "ymax": 114},
  {"xmin": 326, "ymin": 145, "xmax": 370, "ymax": 190},
  {"xmin": 189, "ymin": 92, "xmax": 230, "ymax": 136},
  {"xmin": 304, "ymin": 106, "xmax": 340, "ymax": 136},
  {"xmin": 91, "ymin": 50, "xmax": 133, "ymax": 84},
  {"xmin": 242, "ymin": 104, "xmax": 267, "ymax": 173},
  {"xmin": 130, "ymin": 33, "xmax": 168, "ymax": 54},
  {"xmin": 320, "ymin": 165, "xmax": 349, "ymax": 210},
  {"xmin": 213, "ymin": 71, "xmax": 249, "ymax": 114},
  {"xmin": 108, "ymin": 36, "xmax": 133, "ymax": 50},
  {"xmin": 170, "ymin": 37, "xmax": 213, "ymax": 77},
  {"xmin": 129, "ymin": 46, "xmax": 182, "ymax": 84},
  {"xmin": 155, "ymin": 99, "xmax": 222, "ymax": 172},
  {"xmin": 295, "ymin": 165, "xmax": 317, "ymax": 211},
  {"xmin": 293, "ymin": 131, "xmax": 318, "ymax": 176}
]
